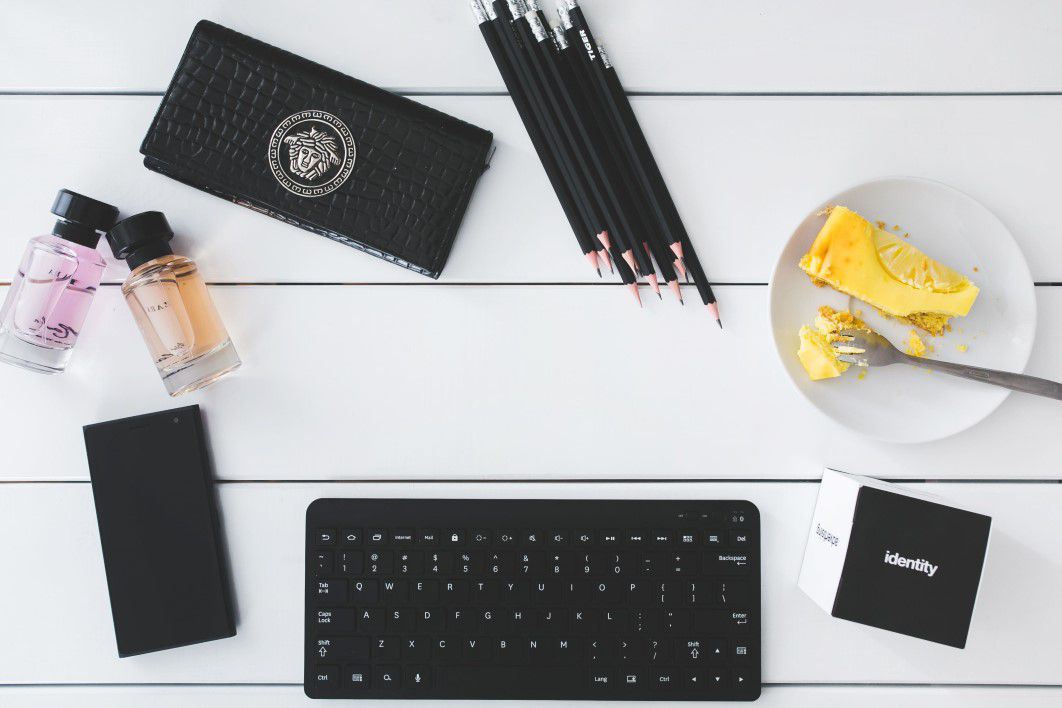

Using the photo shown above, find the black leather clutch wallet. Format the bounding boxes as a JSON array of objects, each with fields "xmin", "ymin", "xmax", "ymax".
[{"xmin": 141, "ymin": 20, "xmax": 494, "ymax": 278}]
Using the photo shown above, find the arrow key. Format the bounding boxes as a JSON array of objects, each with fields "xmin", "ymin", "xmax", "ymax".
[
  {"xmin": 706, "ymin": 637, "xmax": 727, "ymax": 664},
  {"xmin": 706, "ymin": 668, "xmax": 728, "ymax": 691},
  {"xmin": 682, "ymin": 669, "xmax": 704, "ymax": 690}
]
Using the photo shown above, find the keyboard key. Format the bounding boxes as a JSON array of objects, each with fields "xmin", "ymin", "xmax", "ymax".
[
  {"xmin": 549, "ymin": 530, "xmax": 570, "ymax": 545},
  {"xmin": 574, "ymin": 530, "xmax": 595, "ymax": 545},
  {"xmin": 433, "ymin": 637, "xmax": 459, "ymax": 662},
  {"xmin": 729, "ymin": 530, "xmax": 751, "ymax": 546},
  {"xmin": 678, "ymin": 531, "xmax": 698, "ymax": 545},
  {"xmin": 501, "ymin": 582, "xmax": 529, "ymax": 604},
  {"xmin": 404, "ymin": 666, "xmax": 432, "ymax": 689},
  {"xmin": 682, "ymin": 669, "xmax": 703, "ymax": 690},
  {"xmin": 668, "ymin": 552, "xmax": 698, "ymax": 575},
  {"xmin": 404, "ymin": 637, "xmax": 430, "ymax": 661},
  {"xmin": 707, "ymin": 637, "xmax": 726, "ymax": 663},
  {"xmin": 445, "ymin": 530, "xmax": 465, "ymax": 545},
  {"xmin": 373, "ymin": 636, "xmax": 400, "ymax": 661},
  {"xmin": 653, "ymin": 531, "xmax": 675, "ymax": 545},
  {"xmin": 554, "ymin": 637, "xmax": 582, "ymax": 663},
  {"xmin": 397, "ymin": 551, "xmax": 423, "ymax": 575},
  {"xmin": 373, "ymin": 665, "xmax": 401, "ymax": 689},
  {"xmin": 647, "ymin": 638, "xmax": 671, "ymax": 663},
  {"xmin": 472, "ymin": 580, "xmax": 499, "ymax": 603},
  {"xmin": 651, "ymin": 668, "xmax": 678, "ymax": 689},
  {"xmin": 537, "ymin": 608, "xmax": 568, "ymax": 631},
  {"xmin": 426, "ymin": 551, "xmax": 453, "ymax": 575},
  {"xmin": 495, "ymin": 637, "xmax": 526, "ymax": 664},
  {"xmin": 356, "ymin": 609, "xmax": 383, "ymax": 633},
  {"xmin": 496, "ymin": 530, "xmax": 516, "ymax": 545},
  {"xmin": 716, "ymin": 580, "xmax": 748, "ymax": 607},
  {"xmin": 678, "ymin": 638, "xmax": 708, "ymax": 666},
  {"xmin": 391, "ymin": 529, "xmax": 414, "ymax": 544},
  {"xmin": 316, "ymin": 529, "xmax": 336, "ymax": 545},
  {"xmin": 589, "ymin": 670, "xmax": 614, "ymax": 690},
  {"xmin": 412, "ymin": 580, "xmax": 439, "ymax": 604},
  {"xmin": 703, "ymin": 550, "xmax": 751, "ymax": 575},
  {"xmin": 367, "ymin": 551, "xmax": 393, "ymax": 574},
  {"xmin": 599, "ymin": 531, "xmax": 621, "ymax": 545},
  {"xmin": 418, "ymin": 607, "xmax": 444, "ymax": 631},
  {"xmin": 626, "ymin": 530, "xmax": 648, "ymax": 545},
  {"xmin": 312, "ymin": 579, "xmax": 346, "ymax": 604},
  {"xmin": 350, "ymin": 579, "xmax": 378, "ymax": 604},
  {"xmin": 685, "ymin": 580, "xmax": 708, "ymax": 605},
  {"xmin": 311, "ymin": 664, "xmax": 339, "ymax": 690},
  {"xmin": 705, "ymin": 531, "xmax": 723, "ymax": 546},
  {"xmin": 366, "ymin": 529, "xmax": 387, "ymax": 545},
  {"xmin": 337, "ymin": 551, "xmax": 363, "ymax": 575},
  {"xmin": 471, "ymin": 529, "xmax": 491, "ymax": 545},
  {"xmin": 463, "ymin": 637, "xmax": 490, "ymax": 661},
  {"xmin": 345, "ymin": 665, "xmax": 370, "ymax": 690},
  {"xmin": 628, "ymin": 580, "xmax": 651, "ymax": 604},
  {"xmin": 340, "ymin": 529, "xmax": 361, "ymax": 545},
  {"xmin": 313, "ymin": 608, "xmax": 355, "ymax": 631},
  {"xmin": 313, "ymin": 551, "xmax": 333, "ymax": 575},
  {"xmin": 706, "ymin": 668, "xmax": 728, "ymax": 689},
  {"xmin": 621, "ymin": 669, "xmax": 646, "ymax": 689},
  {"xmin": 732, "ymin": 669, "xmax": 752, "ymax": 690},
  {"xmin": 441, "ymin": 580, "xmax": 469, "ymax": 603},
  {"xmin": 733, "ymin": 638, "xmax": 754, "ymax": 662},
  {"xmin": 387, "ymin": 608, "xmax": 413, "ymax": 631},
  {"xmin": 418, "ymin": 529, "xmax": 440, "ymax": 545},
  {"xmin": 315, "ymin": 637, "xmax": 369, "ymax": 662},
  {"xmin": 380, "ymin": 579, "xmax": 408, "ymax": 604}
]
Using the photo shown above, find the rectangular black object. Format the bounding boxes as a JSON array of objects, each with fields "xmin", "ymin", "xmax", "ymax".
[
  {"xmin": 83, "ymin": 405, "xmax": 235, "ymax": 657},
  {"xmin": 305, "ymin": 498, "xmax": 761, "ymax": 701},
  {"xmin": 142, "ymin": 21, "xmax": 494, "ymax": 279},
  {"xmin": 833, "ymin": 487, "xmax": 991, "ymax": 648}
]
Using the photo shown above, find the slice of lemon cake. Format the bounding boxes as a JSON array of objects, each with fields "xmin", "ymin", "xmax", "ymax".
[{"xmin": 800, "ymin": 206, "xmax": 979, "ymax": 335}]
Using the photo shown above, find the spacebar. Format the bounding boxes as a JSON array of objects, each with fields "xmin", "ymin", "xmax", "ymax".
[{"xmin": 436, "ymin": 667, "xmax": 583, "ymax": 698}]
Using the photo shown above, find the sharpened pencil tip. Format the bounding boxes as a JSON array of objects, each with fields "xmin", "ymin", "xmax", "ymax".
[
  {"xmin": 627, "ymin": 284, "xmax": 642, "ymax": 308},
  {"xmin": 717, "ymin": 319, "xmax": 723, "ymax": 329}
]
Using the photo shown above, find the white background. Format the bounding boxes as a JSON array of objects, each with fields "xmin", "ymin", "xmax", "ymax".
[{"xmin": 1, "ymin": 1, "xmax": 1061, "ymax": 705}]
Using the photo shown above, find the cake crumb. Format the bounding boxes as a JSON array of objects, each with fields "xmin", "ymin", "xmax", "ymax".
[
  {"xmin": 906, "ymin": 330, "xmax": 927, "ymax": 357},
  {"xmin": 903, "ymin": 232, "xmax": 910, "ymax": 239},
  {"xmin": 973, "ymin": 266, "xmax": 980, "ymax": 272},
  {"xmin": 957, "ymin": 344, "xmax": 969, "ymax": 353},
  {"xmin": 875, "ymin": 220, "xmax": 887, "ymax": 230},
  {"xmin": 857, "ymin": 370, "xmax": 867, "ymax": 380},
  {"xmin": 892, "ymin": 224, "xmax": 902, "ymax": 231}
]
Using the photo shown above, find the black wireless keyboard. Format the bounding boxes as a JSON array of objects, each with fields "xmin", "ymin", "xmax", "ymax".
[{"xmin": 304, "ymin": 499, "xmax": 761, "ymax": 701}]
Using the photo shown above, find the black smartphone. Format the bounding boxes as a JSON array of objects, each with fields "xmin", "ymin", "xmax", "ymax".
[{"xmin": 83, "ymin": 405, "xmax": 235, "ymax": 657}]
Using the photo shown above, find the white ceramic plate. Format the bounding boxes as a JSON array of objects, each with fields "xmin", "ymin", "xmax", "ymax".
[{"xmin": 768, "ymin": 177, "xmax": 1037, "ymax": 443}]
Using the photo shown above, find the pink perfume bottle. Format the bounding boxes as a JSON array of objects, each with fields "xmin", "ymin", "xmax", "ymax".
[{"xmin": 0, "ymin": 190, "xmax": 118, "ymax": 373}]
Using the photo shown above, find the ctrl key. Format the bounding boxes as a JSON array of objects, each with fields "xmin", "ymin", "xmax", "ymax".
[
  {"xmin": 310, "ymin": 665, "xmax": 339, "ymax": 692},
  {"xmin": 345, "ymin": 665, "xmax": 370, "ymax": 691}
]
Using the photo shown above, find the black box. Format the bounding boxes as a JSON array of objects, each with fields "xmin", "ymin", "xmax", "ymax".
[
  {"xmin": 798, "ymin": 469, "xmax": 992, "ymax": 648},
  {"xmin": 141, "ymin": 21, "xmax": 494, "ymax": 278}
]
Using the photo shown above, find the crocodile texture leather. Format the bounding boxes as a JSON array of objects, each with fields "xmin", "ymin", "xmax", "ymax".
[{"xmin": 141, "ymin": 21, "xmax": 493, "ymax": 279}]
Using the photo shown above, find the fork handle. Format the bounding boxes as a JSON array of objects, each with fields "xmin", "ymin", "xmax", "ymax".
[{"xmin": 901, "ymin": 355, "xmax": 1062, "ymax": 400}]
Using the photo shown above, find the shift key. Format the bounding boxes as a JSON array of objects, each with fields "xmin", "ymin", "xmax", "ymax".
[{"xmin": 703, "ymin": 551, "xmax": 751, "ymax": 575}]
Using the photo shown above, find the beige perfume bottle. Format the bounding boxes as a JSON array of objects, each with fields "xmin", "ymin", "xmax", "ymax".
[{"xmin": 106, "ymin": 212, "xmax": 240, "ymax": 396}]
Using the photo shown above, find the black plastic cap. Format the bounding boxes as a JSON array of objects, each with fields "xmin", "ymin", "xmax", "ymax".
[
  {"xmin": 107, "ymin": 211, "xmax": 176, "ymax": 271},
  {"xmin": 51, "ymin": 189, "xmax": 119, "ymax": 233}
]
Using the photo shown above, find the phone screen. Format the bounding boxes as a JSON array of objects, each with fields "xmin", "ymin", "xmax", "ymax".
[{"xmin": 83, "ymin": 405, "xmax": 235, "ymax": 656}]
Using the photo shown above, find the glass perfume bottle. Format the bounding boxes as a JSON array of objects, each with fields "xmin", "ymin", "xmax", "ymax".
[
  {"xmin": 0, "ymin": 190, "xmax": 118, "ymax": 373},
  {"xmin": 106, "ymin": 211, "xmax": 241, "ymax": 396}
]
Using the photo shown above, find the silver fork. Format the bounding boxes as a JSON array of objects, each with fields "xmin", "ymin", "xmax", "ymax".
[{"xmin": 834, "ymin": 330, "xmax": 1062, "ymax": 400}]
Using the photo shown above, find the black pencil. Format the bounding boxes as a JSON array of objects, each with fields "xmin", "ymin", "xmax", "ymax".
[
  {"xmin": 562, "ymin": 0, "xmax": 721, "ymax": 323},
  {"xmin": 519, "ymin": 11, "xmax": 654, "ymax": 279},
  {"xmin": 471, "ymin": 0, "xmax": 602, "ymax": 276}
]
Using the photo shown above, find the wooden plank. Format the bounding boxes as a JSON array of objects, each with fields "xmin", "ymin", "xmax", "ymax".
[
  {"xmin": 1, "ymin": 481, "xmax": 1060, "ymax": 685},
  {"xmin": 3, "ymin": 1, "xmax": 1062, "ymax": 94},
  {"xmin": 4, "ymin": 685, "xmax": 1062, "ymax": 708},
  {"xmin": 0, "ymin": 285, "xmax": 1059, "ymax": 482},
  {"xmin": 3, "ymin": 96, "xmax": 1062, "ymax": 285}
]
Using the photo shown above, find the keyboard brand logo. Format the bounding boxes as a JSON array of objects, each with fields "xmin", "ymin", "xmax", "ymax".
[
  {"xmin": 268, "ymin": 110, "xmax": 356, "ymax": 198},
  {"xmin": 883, "ymin": 550, "xmax": 939, "ymax": 577},
  {"xmin": 815, "ymin": 524, "xmax": 839, "ymax": 547}
]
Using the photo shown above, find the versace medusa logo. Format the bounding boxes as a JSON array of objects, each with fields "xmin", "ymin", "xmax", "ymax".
[
  {"xmin": 283, "ymin": 126, "xmax": 341, "ymax": 182},
  {"xmin": 268, "ymin": 111, "xmax": 356, "ymax": 198}
]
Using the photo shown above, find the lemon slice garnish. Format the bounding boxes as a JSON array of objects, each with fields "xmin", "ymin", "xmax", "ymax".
[{"xmin": 873, "ymin": 230, "xmax": 970, "ymax": 293}]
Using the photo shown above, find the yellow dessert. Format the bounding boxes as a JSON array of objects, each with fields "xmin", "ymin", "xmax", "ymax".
[
  {"xmin": 797, "ymin": 306, "xmax": 871, "ymax": 381},
  {"xmin": 800, "ymin": 206, "xmax": 979, "ymax": 335},
  {"xmin": 906, "ymin": 330, "xmax": 927, "ymax": 357}
]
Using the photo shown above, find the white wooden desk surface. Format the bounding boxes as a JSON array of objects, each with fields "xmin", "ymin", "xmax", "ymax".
[{"xmin": 2, "ymin": 1, "xmax": 1061, "ymax": 706}]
